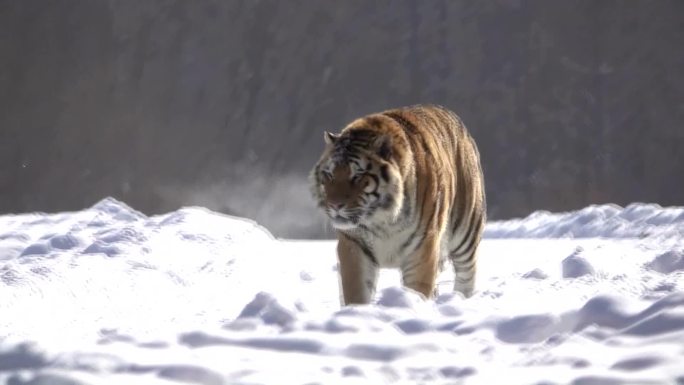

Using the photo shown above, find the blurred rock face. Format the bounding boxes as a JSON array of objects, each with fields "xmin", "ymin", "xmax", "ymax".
[{"xmin": 1, "ymin": 1, "xmax": 682, "ymax": 238}]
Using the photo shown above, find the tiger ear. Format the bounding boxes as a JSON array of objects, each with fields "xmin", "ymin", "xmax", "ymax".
[
  {"xmin": 324, "ymin": 131, "xmax": 340, "ymax": 145},
  {"xmin": 374, "ymin": 135, "xmax": 392, "ymax": 160}
]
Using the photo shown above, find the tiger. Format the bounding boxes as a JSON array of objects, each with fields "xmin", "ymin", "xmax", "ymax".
[{"xmin": 310, "ymin": 104, "xmax": 486, "ymax": 305}]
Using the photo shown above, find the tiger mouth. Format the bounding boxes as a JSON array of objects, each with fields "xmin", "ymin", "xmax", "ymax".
[{"xmin": 329, "ymin": 215, "xmax": 360, "ymax": 230}]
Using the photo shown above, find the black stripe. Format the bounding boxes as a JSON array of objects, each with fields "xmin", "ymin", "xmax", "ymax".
[
  {"xmin": 450, "ymin": 209, "xmax": 478, "ymax": 254},
  {"xmin": 444, "ymin": 111, "xmax": 459, "ymax": 149},
  {"xmin": 347, "ymin": 154, "xmax": 362, "ymax": 164},
  {"xmin": 384, "ymin": 112, "xmax": 418, "ymax": 135},
  {"xmin": 399, "ymin": 186, "xmax": 412, "ymax": 218},
  {"xmin": 449, "ymin": 211, "xmax": 476, "ymax": 255},
  {"xmin": 384, "ymin": 111, "xmax": 435, "ymax": 168},
  {"xmin": 349, "ymin": 128, "xmax": 376, "ymax": 140},
  {"xmin": 368, "ymin": 223, "xmax": 389, "ymax": 238},
  {"xmin": 401, "ymin": 257, "xmax": 420, "ymax": 273},
  {"xmin": 383, "ymin": 112, "xmax": 420, "ymax": 161},
  {"xmin": 421, "ymin": 109, "xmax": 448, "ymax": 147},
  {"xmin": 451, "ymin": 197, "xmax": 474, "ymax": 236},
  {"xmin": 342, "ymin": 233, "xmax": 378, "ymax": 266},
  {"xmin": 380, "ymin": 195, "xmax": 393, "ymax": 209},
  {"xmin": 450, "ymin": 212, "xmax": 484, "ymax": 261},
  {"xmin": 454, "ymin": 257, "xmax": 477, "ymax": 270},
  {"xmin": 358, "ymin": 224, "xmax": 378, "ymax": 237},
  {"xmin": 398, "ymin": 231, "xmax": 424, "ymax": 255},
  {"xmin": 380, "ymin": 165, "xmax": 390, "ymax": 182},
  {"xmin": 364, "ymin": 117, "xmax": 384, "ymax": 130},
  {"xmin": 423, "ymin": 191, "xmax": 442, "ymax": 232},
  {"xmin": 401, "ymin": 251, "xmax": 424, "ymax": 274},
  {"xmin": 313, "ymin": 165, "xmax": 321, "ymax": 184}
]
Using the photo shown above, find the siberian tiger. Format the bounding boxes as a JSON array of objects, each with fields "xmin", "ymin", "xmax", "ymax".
[{"xmin": 310, "ymin": 104, "xmax": 486, "ymax": 305}]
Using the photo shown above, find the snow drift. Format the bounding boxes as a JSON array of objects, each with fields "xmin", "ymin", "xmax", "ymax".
[
  {"xmin": 485, "ymin": 202, "xmax": 684, "ymax": 239},
  {"xmin": 1, "ymin": 198, "xmax": 683, "ymax": 384}
]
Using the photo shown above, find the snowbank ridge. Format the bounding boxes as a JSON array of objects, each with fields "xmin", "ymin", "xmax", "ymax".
[
  {"xmin": 485, "ymin": 202, "xmax": 684, "ymax": 239},
  {"xmin": 1, "ymin": 198, "xmax": 683, "ymax": 384}
]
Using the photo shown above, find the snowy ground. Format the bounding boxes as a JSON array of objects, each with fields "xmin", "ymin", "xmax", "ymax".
[{"xmin": 1, "ymin": 198, "xmax": 683, "ymax": 385}]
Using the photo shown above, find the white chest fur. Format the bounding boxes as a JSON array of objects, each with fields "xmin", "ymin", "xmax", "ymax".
[
  {"xmin": 370, "ymin": 224, "xmax": 415, "ymax": 268},
  {"xmin": 353, "ymin": 218, "xmax": 453, "ymax": 271},
  {"xmin": 353, "ymin": 216, "xmax": 429, "ymax": 269}
]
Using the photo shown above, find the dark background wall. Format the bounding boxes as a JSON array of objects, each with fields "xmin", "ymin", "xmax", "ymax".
[{"xmin": 1, "ymin": 0, "xmax": 682, "ymax": 238}]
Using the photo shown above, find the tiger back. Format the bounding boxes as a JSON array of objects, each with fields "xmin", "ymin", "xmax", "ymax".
[{"xmin": 310, "ymin": 104, "xmax": 486, "ymax": 305}]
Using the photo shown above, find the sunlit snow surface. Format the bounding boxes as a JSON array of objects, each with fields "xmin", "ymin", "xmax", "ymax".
[{"xmin": 1, "ymin": 198, "xmax": 683, "ymax": 385}]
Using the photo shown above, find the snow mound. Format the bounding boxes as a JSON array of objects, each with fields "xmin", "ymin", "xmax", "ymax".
[
  {"xmin": 573, "ymin": 292, "xmax": 684, "ymax": 336},
  {"xmin": 645, "ymin": 250, "xmax": 684, "ymax": 274},
  {"xmin": 485, "ymin": 202, "xmax": 684, "ymax": 239},
  {"xmin": 562, "ymin": 247, "xmax": 596, "ymax": 278},
  {"xmin": 1, "ymin": 199, "xmax": 684, "ymax": 384},
  {"xmin": 164, "ymin": 287, "xmax": 684, "ymax": 383},
  {"xmin": 0, "ymin": 197, "xmax": 275, "ymax": 343},
  {"xmin": 0, "ymin": 197, "xmax": 274, "ymax": 262}
]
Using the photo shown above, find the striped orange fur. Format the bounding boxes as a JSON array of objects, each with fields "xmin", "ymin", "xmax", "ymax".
[{"xmin": 310, "ymin": 105, "xmax": 486, "ymax": 305}]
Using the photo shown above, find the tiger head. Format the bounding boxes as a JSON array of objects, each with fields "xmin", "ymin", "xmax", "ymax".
[{"xmin": 310, "ymin": 128, "xmax": 404, "ymax": 230}]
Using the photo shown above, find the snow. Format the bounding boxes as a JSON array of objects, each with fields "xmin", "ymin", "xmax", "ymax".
[
  {"xmin": 1, "ymin": 198, "xmax": 683, "ymax": 384},
  {"xmin": 485, "ymin": 203, "xmax": 684, "ymax": 239}
]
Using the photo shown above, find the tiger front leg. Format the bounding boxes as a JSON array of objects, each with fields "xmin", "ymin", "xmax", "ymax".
[
  {"xmin": 400, "ymin": 235, "xmax": 441, "ymax": 299},
  {"xmin": 337, "ymin": 235, "xmax": 379, "ymax": 305}
]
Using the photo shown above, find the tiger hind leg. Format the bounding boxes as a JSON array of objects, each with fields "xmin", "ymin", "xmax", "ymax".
[{"xmin": 450, "ymin": 248, "xmax": 478, "ymax": 298}]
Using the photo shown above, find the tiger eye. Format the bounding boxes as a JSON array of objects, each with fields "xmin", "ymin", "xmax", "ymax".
[{"xmin": 363, "ymin": 175, "xmax": 376, "ymax": 193}]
